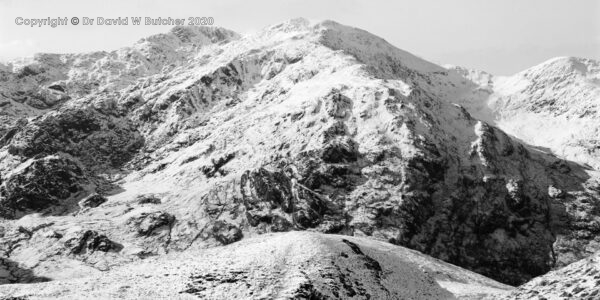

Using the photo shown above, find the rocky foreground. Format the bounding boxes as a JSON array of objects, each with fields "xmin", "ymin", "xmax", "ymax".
[
  {"xmin": 0, "ymin": 232, "xmax": 511, "ymax": 299},
  {"xmin": 0, "ymin": 18, "xmax": 599, "ymax": 298}
]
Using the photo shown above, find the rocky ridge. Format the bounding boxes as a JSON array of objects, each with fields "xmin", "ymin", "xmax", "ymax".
[
  {"xmin": 447, "ymin": 56, "xmax": 600, "ymax": 170},
  {"xmin": 0, "ymin": 232, "xmax": 511, "ymax": 299}
]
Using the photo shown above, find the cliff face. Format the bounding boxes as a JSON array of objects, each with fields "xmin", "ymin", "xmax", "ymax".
[
  {"xmin": 0, "ymin": 18, "xmax": 599, "ymax": 291},
  {"xmin": 445, "ymin": 57, "xmax": 600, "ymax": 273}
]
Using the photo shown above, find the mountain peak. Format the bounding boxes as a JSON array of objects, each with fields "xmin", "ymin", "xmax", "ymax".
[
  {"xmin": 138, "ymin": 25, "xmax": 240, "ymax": 48},
  {"xmin": 519, "ymin": 56, "xmax": 599, "ymax": 78},
  {"xmin": 263, "ymin": 17, "xmax": 318, "ymax": 32},
  {"xmin": 256, "ymin": 18, "xmax": 443, "ymax": 76}
]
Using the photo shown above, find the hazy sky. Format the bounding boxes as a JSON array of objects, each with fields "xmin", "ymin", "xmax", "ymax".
[{"xmin": 0, "ymin": 0, "xmax": 598, "ymax": 75}]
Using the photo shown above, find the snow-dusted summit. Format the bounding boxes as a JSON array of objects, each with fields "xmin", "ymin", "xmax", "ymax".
[{"xmin": 449, "ymin": 56, "xmax": 600, "ymax": 170}]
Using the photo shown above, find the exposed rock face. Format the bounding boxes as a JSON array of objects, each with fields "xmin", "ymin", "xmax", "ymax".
[
  {"xmin": 0, "ymin": 257, "xmax": 51, "ymax": 284},
  {"xmin": 78, "ymin": 194, "xmax": 107, "ymax": 209},
  {"xmin": 128, "ymin": 211, "xmax": 175, "ymax": 236},
  {"xmin": 209, "ymin": 220, "xmax": 243, "ymax": 245},
  {"xmin": 63, "ymin": 230, "xmax": 118, "ymax": 255},
  {"xmin": 6, "ymin": 107, "xmax": 143, "ymax": 170},
  {"xmin": 240, "ymin": 167, "xmax": 333, "ymax": 232},
  {"xmin": 0, "ymin": 155, "xmax": 86, "ymax": 218},
  {"xmin": 135, "ymin": 194, "xmax": 161, "ymax": 205},
  {"xmin": 0, "ymin": 19, "xmax": 598, "ymax": 292}
]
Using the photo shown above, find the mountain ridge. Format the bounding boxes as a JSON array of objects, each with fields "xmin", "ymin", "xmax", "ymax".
[{"xmin": 0, "ymin": 231, "xmax": 512, "ymax": 299}]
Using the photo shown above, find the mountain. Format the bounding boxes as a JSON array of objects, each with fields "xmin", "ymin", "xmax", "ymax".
[
  {"xmin": 0, "ymin": 18, "xmax": 599, "ymax": 297},
  {"xmin": 449, "ymin": 56, "xmax": 600, "ymax": 170}
]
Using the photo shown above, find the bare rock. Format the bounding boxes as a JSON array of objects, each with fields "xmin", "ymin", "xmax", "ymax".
[
  {"xmin": 240, "ymin": 167, "xmax": 331, "ymax": 231},
  {"xmin": 0, "ymin": 155, "xmax": 86, "ymax": 219},
  {"xmin": 136, "ymin": 194, "xmax": 161, "ymax": 205},
  {"xmin": 63, "ymin": 230, "xmax": 118, "ymax": 255},
  {"xmin": 7, "ymin": 107, "xmax": 143, "ymax": 171},
  {"xmin": 210, "ymin": 221, "xmax": 243, "ymax": 245},
  {"xmin": 129, "ymin": 212, "xmax": 175, "ymax": 236},
  {"xmin": 78, "ymin": 194, "xmax": 107, "ymax": 209}
]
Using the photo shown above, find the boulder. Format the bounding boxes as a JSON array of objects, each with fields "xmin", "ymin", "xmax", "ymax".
[
  {"xmin": 136, "ymin": 194, "xmax": 161, "ymax": 205},
  {"xmin": 78, "ymin": 194, "xmax": 107, "ymax": 209},
  {"xmin": 240, "ymin": 167, "xmax": 332, "ymax": 232},
  {"xmin": 7, "ymin": 107, "xmax": 143, "ymax": 171},
  {"xmin": 129, "ymin": 212, "xmax": 175, "ymax": 236},
  {"xmin": 63, "ymin": 229, "xmax": 118, "ymax": 255},
  {"xmin": 210, "ymin": 221, "xmax": 243, "ymax": 245}
]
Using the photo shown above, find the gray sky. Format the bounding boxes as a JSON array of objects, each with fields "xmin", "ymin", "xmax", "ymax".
[{"xmin": 1, "ymin": 0, "xmax": 598, "ymax": 75}]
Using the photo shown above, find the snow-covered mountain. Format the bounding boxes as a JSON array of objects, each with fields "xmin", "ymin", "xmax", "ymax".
[
  {"xmin": 0, "ymin": 18, "xmax": 599, "ymax": 298},
  {"xmin": 448, "ymin": 56, "xmax": 600, "ymax": 170}
]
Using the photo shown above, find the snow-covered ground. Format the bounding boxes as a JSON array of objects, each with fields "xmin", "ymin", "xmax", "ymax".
[{"xmin": 0, "ymin": 232, "xmax": 511, "ymax": 299}]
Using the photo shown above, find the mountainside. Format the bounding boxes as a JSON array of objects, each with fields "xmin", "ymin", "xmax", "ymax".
[
  {"xmin": 496, "ymin": 250, "xmax": 600, "ymax": 300},
  {"xmin": 449, "ymin": 56, "xmax": 600, "ymax": 170},
  {"xmin": 0, "ymin": 18, "xmax": 599, "ymax": 296}
]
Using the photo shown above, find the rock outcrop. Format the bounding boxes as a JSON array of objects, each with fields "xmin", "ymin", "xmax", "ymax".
[
  {"xmin": 78, "ymin": 194, "xmax": 107, "ymax": 209},
  {"xmin": 0, "ymin": 155, "xmax": 86, "ymax": 218},
  {"xmin": 63, "ymin": 229, "xmax": 119, "ymax": 255}
]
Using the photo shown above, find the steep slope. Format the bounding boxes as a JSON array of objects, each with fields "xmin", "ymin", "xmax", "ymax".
[
  {"xmin": 492, "ymin": 57, "xmax": 600, "ymax": 170},
  {"xmin": 445, "ymin": 57, "xmax": 600, "ymax": 270},
  {"xmin": 444, "ymin": 56, "xmax": 600, "ymax": 170},
  {"xmin": 0, "ymin": 18, "xmax": 599, "ymax": 290},
  {"xmin": 0, "ymin": 232, "xmax": 511, "ymax": 299},
  {"xmin": 495, "ymin": 250, "xmax": 600, "ymax": 300}
]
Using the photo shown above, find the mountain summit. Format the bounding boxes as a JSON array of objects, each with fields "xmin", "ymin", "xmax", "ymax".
[{"xmin": 0, "ymin": 19, "xmax": 599, "ymax": 298}]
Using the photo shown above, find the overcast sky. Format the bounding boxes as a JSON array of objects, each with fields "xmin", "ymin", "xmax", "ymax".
[{"xmin": 0, "ymin": 0, "xmax": 598, "ymax": 75}]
